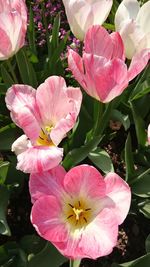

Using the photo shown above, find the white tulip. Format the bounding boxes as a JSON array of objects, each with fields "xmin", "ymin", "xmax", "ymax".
[
  {"xmin": 115, "ymin": 0, "xmax": 150, "ymax": 59},
  {"xmin": 62, "ymin": 0, "xmax": 113, "ymax": 41}
]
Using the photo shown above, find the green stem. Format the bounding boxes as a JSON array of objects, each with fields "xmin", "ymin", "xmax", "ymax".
[
  {"xmin": 7, "ymin": 59, "xmax": 18, "ymax": 83},
  {"xmin": 70, "ymin": 259, "xmax": 81, "ymax": 267},
  {"xmin": 93, "ymin": 101, "xmax": 104, "ymax": 136}
]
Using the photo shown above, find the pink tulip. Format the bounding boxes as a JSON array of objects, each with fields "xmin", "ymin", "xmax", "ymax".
[
  {"xmin": 148, "ymin": 125, "xmax": 150, "ymax": 144},
  {"xmin": 0, "ymin": 0, "xmax": 27, "ymax": 60},
  {"xmin": 5, "ymin": 76, "xmax": 82, "ymax": 173},
  {"xmin": 68, "ymin": 25, "xmax": 150, "ymax": 103},
  {"xmin": 30, "ymin": 164, "xmax": 131, "ymax": 259}
]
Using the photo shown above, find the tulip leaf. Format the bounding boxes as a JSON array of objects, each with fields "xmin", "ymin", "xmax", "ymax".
[
  {"xmin": 0, "ymin": 161, "xmax": 10, "ymax": 184},
  {"xmin": 88, "ymin": 148, "xmax": 114, "ymax": 174},
  {"xmin": 112, "ymin": 253, "xmax": 150, "ymax": 266},
  {"xmin": 111, "ymin": 109, "xmax": 130, "ymax": 131},
  {"xmin": 138, "ymin": 200, "xmax": 150, "ymax": 219},
  {"xmin": 130, "ymin": 101, "xmax": 147, "ymax": 147},
  {"xmin": 131, "ymin": 168, "xmax": 150, "ymax": 198},
  {"xmin": 50, "ymin": 13, "xmax": 60, "ymax": 51},
  {"xmin": 125, "ymin": 133, "xmax": 135, "ymax": 181},
  {"xmin": 27, "ymin": 242, "xmax": 65, "ymax": 267},
  {"xmin": 146, "ymin": 234, "xmax": 150, "ymax": 253},
  {"xmin": 0, "ymin": 64, "xmax": 14, "ymax": 87},
  {"xmin": 0, "ymin": 185, "xmax": 11, "ymax": 236}
]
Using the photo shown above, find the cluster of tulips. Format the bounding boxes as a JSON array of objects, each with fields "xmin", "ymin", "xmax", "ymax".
[{"xmin": 1, "ymin": 0, "xmax": 150, "ymax": 265}]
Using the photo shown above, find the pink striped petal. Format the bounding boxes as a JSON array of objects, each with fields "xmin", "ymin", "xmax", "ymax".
[
  {"xmin": 110, "ymin": 32, "xmax": 125, "ymax": 60},
  {"xmin": 29, "ymin": 165, "xmax": 66, "ymax": 203},
  {"xmin": 31, "ymin": 195, "xmax": 68, "ymax": 243},
  {"xmin": 84, "ymin": 25, "xmax": 113, "ymax": 59},
  {"xmin": 0, "ymin": 27, "xmax": 12, "ymax": 59},
  {"xmin": 64, "ymin": 165, "xmax": 106, "ymax": 198},
  {"xmin": 128, "ymin": 49, "xmax": 150, "ymax": 81},
  {"xmin": 5, "ymin": 85, "xmax": 40, "ymax": 141},
  {"xmin": 16, "ymin": 145, "xmax": 63, "ymax": 173},
  {"xmin": 105, "ymin": 173, "xmax": 131, "ymax": 225}
]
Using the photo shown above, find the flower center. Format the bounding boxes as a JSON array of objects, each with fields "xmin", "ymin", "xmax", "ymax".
[
  {"xmin": 66, "ymin": 200, "xmax": 92, "ymax": 228},
  {"xmin": 36, "ymin": 125, "xmax": 54, "ymax": 146}
]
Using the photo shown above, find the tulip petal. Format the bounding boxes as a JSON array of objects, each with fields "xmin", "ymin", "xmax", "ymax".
[
  {"xmin": 31, "ymin": 195, "xmax": 68, "ymax": 243},
  {"xmin": 128, "ymin": 49, "xmax": 150, "ymax": 81},
  {"xmin": 148, "ymin": 124, "xmax": 150, "ymax": 145},
  {"xmin": 105, "ymin": 173, "xmax": 131, "ymax": 225},
  {"xmin": 0, "ymin": 27, "xmax": 12, "ymax": 59},
  {"xmin": 85, "ymin": 25, "xmax": 113, "ymax": 59},
  {"xmin": 16, "ymin": 145, "xmax": 63, "ymax": 173},
  {"xmin": 110, "ymin": 32, "xmax": 125, "ymax": 60},
  {"xmin": 64, "ymin": 165, "xmax": 106, "ymax": 198},
  {"xmin": 115, "ymin": 0, "xmax": 140, "ymax": 32},
  {"xmin": 5, "ymin": 85, "xmax": 40, "ymax": 141},
  {"xmin": 50, "ymin": 86, "xmax": 82, "ymax": 145},
  {"xmin": 136, "ymin": 1, "xmax": 150, "ymax": 36},
  {"xmin": 29, "ymin": 165, "xmax": 66, "ymax": 203}
]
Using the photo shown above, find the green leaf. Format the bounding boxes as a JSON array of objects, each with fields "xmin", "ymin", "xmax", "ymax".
[
  {"xmin": 111, "ymin": 109, "xmax": 130, "ymax": 131},
  {"xmin": 0, "ymin": 126, "xmax": 17, "ymax": 151},
  {"xmin": 88, "ymin": 148, "xmax": 114, "ymax": 174},
  {"xmin": 0, "ymin": 64, "xmax": 14, "ymax": 87},
  {"xmin": 0, "ymin": 161, "xmax": 10, "ymax": 184},
  {"xmin": 0, "ymin": 185, "xmax": 11, "ymax": 236},
  {"xmin": 125, "ymin": 133, "xmax": 135, "ymax": 181},
  {"xmin": 20, "ymin": 235, "xmax": 46, "ymax": 258},
  {"xmin": 145, "ymin": 234, "xmax": 150, "ymax": 253},
  {"xmin": 16, "ymin": 48, "xmax": 38, "ymax": 87},
  {"xmin": 138, "ymin": 200, "xmax": 150, "ymax": 219},
  {"xmin": 130, "ymin": 101, "xmax": 147, "ymax": 147},
  {"xmin": 112, "ymin": 253, "xmax": 150, "ymax": 266},
  {"xmin": 27, "ymin": 242, "xmax": 65, "ymax": 267},
  {"xmin": 131, "ymin": 169, "xmax": 150, "ymax": 198},
  {"xmin": 50, "ymin": 13, "xmax": 60, "ymax": 52}
]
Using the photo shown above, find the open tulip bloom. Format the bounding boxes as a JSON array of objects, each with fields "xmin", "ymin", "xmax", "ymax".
[
  {"xmin": 68, "ymin": 25, "xmax": 150, "ymax": 103},
  {"xmin": 30, "ymin": 164, "xmax": 131, "ymax": 259},
  {"xmin": 5, "ymin": 76, "xmax": 82, "ymax": 173},
  {"xmin": 0, "ymin": 0, "xmax": 27, "ymax": 60},
  {"xmin": 115, "ymin": 0, "xmax": 150, "ymax": 59},
  {"xmin": 62, "ymin": 0, "xmax": 112, "ymax": 41}
]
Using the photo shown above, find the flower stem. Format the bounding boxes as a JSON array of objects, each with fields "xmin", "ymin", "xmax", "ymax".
[
  {"xmin": 7, "ymin": 59, "xmax": 18, "ymax": 83},
  {"xmin": 70, "ymin": 259, "xmax": 81, "ymax": 267}
]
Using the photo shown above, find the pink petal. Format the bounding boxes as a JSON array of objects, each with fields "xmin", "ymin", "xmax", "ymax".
[
  {"xmin": 36, "ymin": 76, "xmax": 82, "ymax": 145},
  {"xmin": 128, "ymin": 48, "xmax": 150, "ymax": 81},
  {"xmin": 5, "ymin": 85, "xmax": 40, "ymax": 141},
  {"xmin": 83, "ymin": 54, "xmax": 128, "ymax": 103},
  {"xmin": 84, "ymin": 25, "xmax": 113, "ymax": 59},
  {"xmin": 105, "ymin": 173, "xmax": 131, "ymax": 225},
  {"xmin": 31, "ymin": 195, "xmax": 68, "ymax": 243},
  {"xmin": 16, "ymin": 145, "xmax": 63, "ymax": 173},
  {"xmin": 68, "ymin": 49, "xmax": 86, "ymax": 88},
  {"xmin": 76, "ymin": 209, "xmax": 118, "ymax": 259},
  {"xmin": 64, "ymin": 165, "xmax": 106, "ymax": 198},
  {"xmin": 110, "ymin": 32, "xmax": 125, "ymax": 60},
  {"xmin": 0, "ymin": 27, "xmax": 12, "ymax": 59},
  {"xmin": 29, "ymin": 165, "xmax": 66, "ymax": 203},
  {"xmin": 148, "ymin": 124, "xmax": 150, "ymax": 145},
  {"xmin": 50, "ymin": 86, "xmax": 82, "ymax": 146}
]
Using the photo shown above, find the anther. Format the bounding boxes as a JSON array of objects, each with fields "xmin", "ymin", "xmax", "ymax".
[
  {"xmin": 85, "ymin": 208, "xmax": 91, "ymax": 211},
  {"xmin": 39, "ymin": 136, "xmax": 44, "ymax": 140},
  {"xmin": 67, "ymin": 215, "xmax": 73, "ymax": 219},
  {"xmin": 78, "ymin": 201, "xmax": 81, "ymax": 207},
  {"xmin": 68, "ymin": 203, "xmax": 74, "ymax": 208},
  {"xmin": 83, "ymin": 217, "xmax": 87, "ymax": 223}
]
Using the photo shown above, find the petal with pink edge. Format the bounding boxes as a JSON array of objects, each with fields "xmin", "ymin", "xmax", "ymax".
[
  {"xmin": 31, "ymin": 195, "xmax": 68, "ymax": 243},
  {"xmin": 64, "ymin": 165, "xmax": 106, "ymax": 198},
  {"xmin": 128, "ymin": 49, "xmax": 150, "ymax": 81},
  {"xmin": 105, "ymin": 173, "xmax": 131, "ymax": 225},
  {"xmin": 50, "ymin": 86, "xmax": 82, "ymax": 145},
  {"xmin": 110, "ymin": 32, "xmax": 125, "ymax": 60},
  {"xmin": 16, "ymin": 145, "xmax": 63, "ymax": 173},
  {"xmin": 5, "ymin": 85, "xmax": 40, "ymax": 141},
  {"xmin": 29, "ymin": 165, "xmax": 66, "ymax": 203},
  {"xmin": 84, "ymin": 25, "xmax": 113, "ymax": 59}
]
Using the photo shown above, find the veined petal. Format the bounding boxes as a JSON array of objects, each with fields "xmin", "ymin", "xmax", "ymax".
[
  {"xmin": 29, "ymin": 165, "xmax": 66, "ymax": 203},
  {"xmin": 110, "ymin": 32, "xmax": 125, "ymax": 60},
  {"xmin": 128, "ymin": 49, "xmax": 150, "ymax": 81},
  {"xmin": 5, "ymin": 85, "xmax": 40, "ymax": 141},
  {"xmin": 50, "ymin": 86, "xmax": 82, "ymax": 145},
  {"xmin": 64, "ymin": 165, "xmax": 106, "ymax": 198},
  {"xmin": 36, "ymin": 76, "xmax": 81, "ymax": 144},
  {"xmin": 16, "ymin": 145, "xmax": 63, "ymax": 173},
  {"xmin": 84, "ymin": 25, "xmax": 113, "ymax": 59},
  {"xmin": 136, "ymin": 1, "xmax": 150, "ymax": 36},
  {"xmin": 115, "ymin": 0, "xmax": 140, "ymax": 32},
  {"xmin": 31, "ymin": 195, "xmax": 68, "ymax": 243},
  {"xmin": 105, "ymin": 173, "xmax": 131, "ymax": 225}
]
